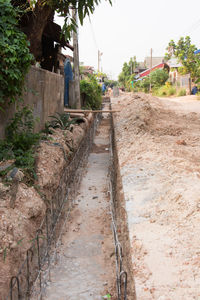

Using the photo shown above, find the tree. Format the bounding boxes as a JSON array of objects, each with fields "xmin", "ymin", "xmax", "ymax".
[
  {"xmin": 12, "ymin": 0, "xmax": 112, "ymax": 60},
  {"xmin": 0, "ymin": 0, "xmax": 32, "ymax": 109},
  {"xmin": 165, "ymin": 36, "xmax": 200, "ymax": 92},
  {"xmin": 118, "ymin": 56, "xmax": 138, "ymax": 88},
  {"xmin": 150, "ymin": 69, "xmax": 169, "ymax": 88}
]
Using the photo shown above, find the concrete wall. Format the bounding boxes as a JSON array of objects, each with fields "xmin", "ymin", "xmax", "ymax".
[{"xmin": 0, "ymin": 66, "xmax": 64, "ymax": 138}]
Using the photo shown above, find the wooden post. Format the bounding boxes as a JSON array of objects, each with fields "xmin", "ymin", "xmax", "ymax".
[
  {"xmin": 149, "ymin": 48, "xmax": 153, "ymax": 92},
  {"xmin": 72, "ymin": 8, "xmax": 81, "ymax": 109}
]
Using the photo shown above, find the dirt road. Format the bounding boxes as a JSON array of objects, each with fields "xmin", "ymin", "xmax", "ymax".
[{"xmin": 112, "ymin": 93, "xmax": 200, "ymax": 300}]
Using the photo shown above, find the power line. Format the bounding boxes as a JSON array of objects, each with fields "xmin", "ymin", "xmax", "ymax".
[
  {"xmin": 88, "ymin": 16, "xmax": 99, "ymax": 50},
  {"xmin": 182, "ymin": 18, "xmax": 200, "ymax": 36}
]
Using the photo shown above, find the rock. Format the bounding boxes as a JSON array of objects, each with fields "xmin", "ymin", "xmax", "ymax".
[
  {"xmin": 8, "ymin": 167, "xmax": 18, "ymax": 178},
  {"xmin": 7, "ymin": 168, "xmax": 24, "ymax": 181},
  {"xmin": 176, "ymin": 139, "xmax": 187, "ymax": 145},
  {"xmin": 10, "ymin": 241, "xmax": 18, "ymax": 249}
]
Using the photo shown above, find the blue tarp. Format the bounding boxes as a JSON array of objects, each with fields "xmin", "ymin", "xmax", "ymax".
[
  {"xmin": 64, "ymin": 59, "xmax": 73, "ymax": 106},
  {"xmin": 194, "ymin": 49, "xmax": 200, "ymax": 55}
]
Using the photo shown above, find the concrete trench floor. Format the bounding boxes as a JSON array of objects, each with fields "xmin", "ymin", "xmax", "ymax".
[{"xmin": 43, "ymin": 112, "xmax": 116, "ymax": 300}]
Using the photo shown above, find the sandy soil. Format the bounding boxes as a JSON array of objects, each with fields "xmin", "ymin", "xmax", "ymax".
[{"xmin": 112, "ymin": 93, "xmax": 200, "ymax": 300}]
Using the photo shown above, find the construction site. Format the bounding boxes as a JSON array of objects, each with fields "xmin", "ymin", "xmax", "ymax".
[{"xmin": 0, "ymin": 92, "xmax": 200, "ymax": 300}]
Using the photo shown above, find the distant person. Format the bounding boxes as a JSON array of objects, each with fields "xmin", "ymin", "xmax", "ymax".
[
  {"xmin": 191, "ymin": 85, "xmax": 198, "ymax": 95},
  {"xmin": 102, "ymin": 83, "xmax": 106, "ymax": 95}
]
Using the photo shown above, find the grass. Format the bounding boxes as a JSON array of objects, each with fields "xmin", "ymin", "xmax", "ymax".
[
  {"xmin": 177, "ymin": 88, "xmax": 186, "ymax": 97},
  {"xmin": 154, "ymin": 85, "xmax": 176, "ymax": 97}
]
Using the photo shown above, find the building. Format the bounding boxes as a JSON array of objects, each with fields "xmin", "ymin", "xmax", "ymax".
[
  {"xmin": 167, "ymin": 57, "xmax": 182, "ymax": 84},
  {"xmin": 144, "ymin": 57, "xmax": 165, "ymax": 69}
]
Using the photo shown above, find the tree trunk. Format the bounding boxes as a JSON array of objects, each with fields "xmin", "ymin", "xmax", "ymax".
[
  {"xmin": 26, "ymin": 1, "xmax": 54, "ymax": 60},
  {"xmin": 189, "ymin": 74, "xmax": 192, "ymax": 95}
]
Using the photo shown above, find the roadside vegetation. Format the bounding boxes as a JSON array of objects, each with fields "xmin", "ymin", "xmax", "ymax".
[
  {"xmin": 0, "ymin": 107, "xmax": 40, "ymax": 183},
  {"xmin": 0, "ymin": 107, "xmax": 84, "ymax": 184},
  {"xmin": 0, "ymin": 0, "xmax": 32, "ymax": 110},
  {"xmin": 0, "ymin": 0, "xmax": 113, "ymax": 183},
  {"xmin": 80, "ymin": 75, "xmax": 102, "ymax": 110},
  {"xmin": 119, "ymin": 36, "xmax": 200, "ymax": 97}
]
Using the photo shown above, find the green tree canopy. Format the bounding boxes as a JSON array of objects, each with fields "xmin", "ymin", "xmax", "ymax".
[
  {"xmin": 165, "ymin": 36, "xmax": 200, "ymax": 81},
  {"xmin": 118, "ymin": 56, "xmax": 138, "ymax": 88},
  {"xmin": 150, "ymin": 69, "xmax": 169, "ymax": 88},
  {"xmin": 0, "ymin": 0, "xmax": 32, "ymax": 109},
  {"xmin": 13, "ymin": 0, "xmax": 112, "ymax": 60}
]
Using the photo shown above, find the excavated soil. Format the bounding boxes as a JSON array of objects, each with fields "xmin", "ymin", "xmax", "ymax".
[
  {"xmin": 0, "ymin": 118, "xmax": 92, "ymax": 299},
  {"xmin": 112, "ymin": 92, "xmax": 200, "ymax": 300},
  {"xmin": 42, "ymin": 108, "xmax": 117, "ymax": 300}
]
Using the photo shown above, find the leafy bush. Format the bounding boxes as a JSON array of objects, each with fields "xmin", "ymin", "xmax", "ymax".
[
  {"xmin": 0, "ymin": 106, "xmax": 40, "ymax": 181},
  {"xmin": 80, "ymin": 76, "xmax": 102, "ymax": 110},
  {"xmin": 177, "ymin": 88, "xmax": 186, "ymax": 96},
  {"xmin": 0, "ymin": 0, "xmax": 32, "ymax": 109},
  {"xmin": 150, "ymin": 69, "xmax": 169, "ymax": 88},
  {"xmin": 5, "ymin": 107, "xmax": 40, "ymax": 150},
  {"xmin": 48, "ymin": 112, "xmax": 83, "ymax": 131},
  {"xmin": 154, "ymin": 85, "xmax": 176, "ymax": 97},
  {"xmin": 133, "ymin": 69, "xmax": 169, "ymax": 93}
]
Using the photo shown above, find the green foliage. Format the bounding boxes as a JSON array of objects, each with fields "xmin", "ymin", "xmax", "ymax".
[
  {"xmin": 48, "ymin": 112, "xmax": 79, "ymax": 130},
  {"xmin": 133, "ymin": 69, "xmax": 169, "ymax": 93},
  {"xmin": 165, "ymin": 36, "xmax": 200, "ymax": 81},
  {"xmin": 5, "ymin": 107, "xmax": 40, "ymax": 151},
  {"xmin": 0, "ymin": 0, "xmax": 32, "ymax": 109},
  {"xmin": 104, "ymin": 78, "xmax": 118, "ymax": 88},
  {"xmin": 28, "ymin": 0, "xmax": 112, "ymax": 41},
  {"xmin": 102, "ymin": 294, "xmax": 111, "ymax": 300},
  {"xmin": 0, "ymin": 106, "xmax": 40, "ymax": 181},
  {"xmin": 80, "ymin": 75, "xmax": 102, "ymax": 110},
  {"xmin": 118, "ymin": 56, "xmax": 138, "ymax": 88},
  {"xmin": 154, "ymin": 85, "xmax": 176, "ymax": 97},
  {"xmin": 177, "ymin": 88, "xmax": 186, "ymax": 97},
  {"xmin": 150, "ymin": 69, "xmax": 169, "ymax": 88},
  {"xmin": 137, "ymin": 77, "xmax": 150, "ymax": 93}
]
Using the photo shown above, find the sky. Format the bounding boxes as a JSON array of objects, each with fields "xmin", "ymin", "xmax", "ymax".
[{"xmin": 56, "ymin": 0, "xmax": 200, "ymax": 80}]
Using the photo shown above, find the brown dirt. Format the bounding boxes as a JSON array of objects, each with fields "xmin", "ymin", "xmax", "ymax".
[
  {"xmin": 0, "ymin": 119, "xmax": 91, "ymax": 299},
  {"xmin": 43, "ymin": 105, "xmax": 117, "ymax": 300},
  {"xmin": 112, "ymin": 92, "xmax": 200, "ymax": 299}
]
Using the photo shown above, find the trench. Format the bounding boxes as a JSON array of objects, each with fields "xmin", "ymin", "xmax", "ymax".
[
  {"xmin": 7, "ymin": 99, "xmax": 135, "ymax": 300},
  {"xmin": 42, "ymin": 104, "xmax": 115, "ymax": 300}
]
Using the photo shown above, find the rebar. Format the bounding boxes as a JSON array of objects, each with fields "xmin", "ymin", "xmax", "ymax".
[
  {"xmin": 109, "ymin": 104, "xmax": 128, "ymax": 300},
  {"xmin": 5, "ymin": 113, "xmax": 101, "ymax": 300}
]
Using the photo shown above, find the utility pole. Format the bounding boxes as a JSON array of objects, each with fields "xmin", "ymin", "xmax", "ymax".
[
  {"xmin": 72, "ymin": 7, "xmax": 81, "ymax": 108},
  {"xmin": 149, "ymin": 48, "xmax": 153, "ymax": 92},
  {"xmin": 131, "ymin": 57, "xmax": 133, "ymax": 74},
  {"xmin": 98, "ymin": 50, "xmax": 103, "ymax": 73}
]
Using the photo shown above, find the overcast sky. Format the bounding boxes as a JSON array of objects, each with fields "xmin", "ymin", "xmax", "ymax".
[{"xmin": 56, "ymin": 0, "xmax": 200, "ymax": 79}]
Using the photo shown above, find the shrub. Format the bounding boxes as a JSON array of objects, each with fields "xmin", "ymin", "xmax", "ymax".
[
  {"xmin": 80, "ymin": 76, "xmax": 102, "ymax": 110},
  {"xmin": 0, "ymin": 0, "xmax": 32, "ymax": 109},
  {"xmin": 168, "ymin": 86, "xmax": 176, "ymax": 96},
  {"xmin": 177, "ymin": 88, "xmax": 186, "ymax": 96},
  {"xmin": 48, "ymin": 112, "xmax": 84, "ymax": 131},
  {"xmin": 0, "ymin": 106, "xmax": 40, "ymax": 182},
  {"xmin": 150, "ymin": 69, "xmax": 169, "ymax": 88},
  {"xmin": 154, "ymin": 85, "xmax": 176, "ymax": 97}
]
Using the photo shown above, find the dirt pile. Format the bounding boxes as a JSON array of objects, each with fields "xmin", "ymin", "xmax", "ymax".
[
  {"xmin": 0, "ymin": 117, "xmax": 91, "ymax": 299},
  {"xmin": 112, "ymin": 93, "xmax": 200, "ymax": 299}
]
